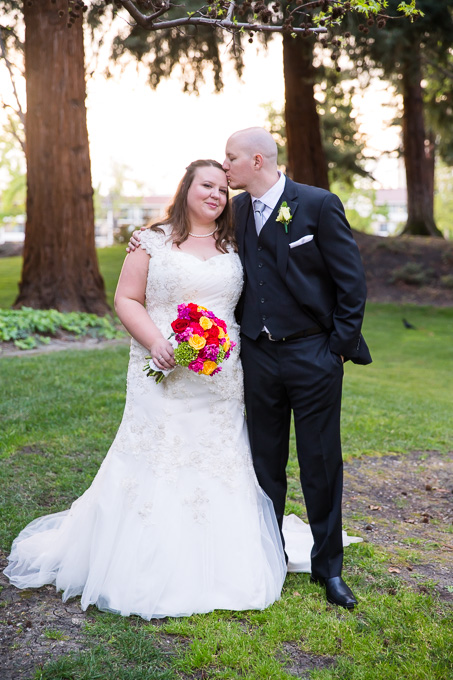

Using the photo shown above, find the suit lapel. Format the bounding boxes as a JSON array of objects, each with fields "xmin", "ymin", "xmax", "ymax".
[
  {"xmin": 234, "ymin": 194, "xmax": 252, "ymax": 266},
  {"xmin": 234, "ymin": 179, "xmax": 300, "ymax": 277},
  {"xmin": 273, "ymin": 180, "xmax": 299, "ymax": 278}
]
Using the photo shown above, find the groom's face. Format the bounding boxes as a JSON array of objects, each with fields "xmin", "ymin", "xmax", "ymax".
[{"xmin": 223, "ymin": 137, "xmax": 254, "ymax": 192}]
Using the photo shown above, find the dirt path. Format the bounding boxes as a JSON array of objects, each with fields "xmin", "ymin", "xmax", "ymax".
[
  {"xmin": 1, "ymin": 450, "xmax": 452, "ymax": 678},
  {"xmin": 343, "ymin": 450, "xmax": 453, "ymax": 598}
]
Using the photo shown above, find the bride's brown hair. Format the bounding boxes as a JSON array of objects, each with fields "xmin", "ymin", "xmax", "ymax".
[{"xmin": 151, "ymin": 160, "xmax": 236, "ymax": 252}]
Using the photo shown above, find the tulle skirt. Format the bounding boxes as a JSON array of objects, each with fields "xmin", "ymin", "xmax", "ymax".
[{"xmin": 4, "ymin": 418, "xmax": 287, "ymax": 620}]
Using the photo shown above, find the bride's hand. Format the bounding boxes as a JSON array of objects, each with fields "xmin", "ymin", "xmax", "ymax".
[{"xmin": 150, "ymin": 337, "xmax": 175, "ymax": 370}]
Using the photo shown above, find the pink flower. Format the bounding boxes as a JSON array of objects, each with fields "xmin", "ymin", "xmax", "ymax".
[
  {"xmin": 188, "ymin": 359, "xmax": 205, "ymax": 374},
  {"xmin": 204, "ymin": 345, "xmax": 219, "ymax": 361},
  {"xmin": 177, "ymin": 304, "xmax": 191, "ymax": 320}
]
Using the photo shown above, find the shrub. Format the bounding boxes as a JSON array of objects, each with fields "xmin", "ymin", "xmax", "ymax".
[
  {"xmin": 440, "ymin": 274, "xmax": 453, "ymax": 290},
  {"xmin": 390, "ymin": 262, "xmax": 434, "ymax": 286},
  {"xmin": 0, "ymin": 307, "xmax": 124, "ymax": 349}
]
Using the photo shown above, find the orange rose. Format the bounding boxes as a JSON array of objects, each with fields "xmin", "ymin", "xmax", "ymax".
[
  {"xmin": 202, "ymin": 361, "xmax": 217, "ymax": 375},
  {"xmin": 188, "ymin": 334, "xmax": 206, "ymax": 350}
]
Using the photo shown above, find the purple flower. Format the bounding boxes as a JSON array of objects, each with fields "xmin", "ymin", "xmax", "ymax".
[
  {"xmin": 175, "ymin": 328, "xmax": 191, "ymax": 342},
  {"xmin": 177, "ymin": 304, "xmax": 191, "ymax": 320},
  {"xmin": 204, "ymin": 345, "xmax": 219, "ymax": 361}
]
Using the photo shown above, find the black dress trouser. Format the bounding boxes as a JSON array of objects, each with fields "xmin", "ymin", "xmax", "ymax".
[{"xmin": 240, "ymin": 331, "xmax": 344, "ymax": 579}]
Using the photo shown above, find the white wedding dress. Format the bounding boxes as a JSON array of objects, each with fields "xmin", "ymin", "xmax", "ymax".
[
  {"xmin": 4, "ymin": 228, "xmax": 361, "ymax": 619},
  {"xmin": 5, "ymin": 228, "xmax": 287, "ymax": 619}
]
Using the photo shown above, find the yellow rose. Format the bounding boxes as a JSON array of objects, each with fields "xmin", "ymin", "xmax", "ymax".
[
  {"xmin": 217, "ymin": 327, "xmax": 225, "ymax": 339},
  {"xmin": 223, "ymin": 338, "xmax": 231, "ymax": 352},
  {"xmin": 202, "ymin": 361, "xmax": 217, "ymax": 375},
  {"xmin": 188, "ymin": 335, "xmax": 207, "ymax": 350},
  {"xmin": 199, "ymin": 316, "xmax": 213, "ymax": 330}
]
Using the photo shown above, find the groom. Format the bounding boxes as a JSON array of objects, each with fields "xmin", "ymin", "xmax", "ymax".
[
  {"xmin": 223, "ymin": 128, "xmax": 371, "ymax": 609},
  {"xmin": 128, "ymin": 128, "xmax": 371, "ymax": 608}
]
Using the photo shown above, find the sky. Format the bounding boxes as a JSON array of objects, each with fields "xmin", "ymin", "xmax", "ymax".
[
  {"xmin": 85, "ymin": 39, "xmax": 287, "ymax": 196},
  {"xmin": 1, "ymin": 33, "xmax": 403, "ymax": 198}
]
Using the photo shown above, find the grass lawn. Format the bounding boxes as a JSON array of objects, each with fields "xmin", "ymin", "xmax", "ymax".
[
  {"xmin": 0, "ymin": 245, "xmax": 126, "ymax": 310},
  {"xmin": 1, "ymin": 248, "xmax": 452, "ymax": 679}
]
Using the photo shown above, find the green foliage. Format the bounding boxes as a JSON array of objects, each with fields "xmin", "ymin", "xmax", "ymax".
[
  {"xmin": 343, "ymin": 0, "xmax": 453, "ymax": 168},
  {"xmin": 0, "ymin": 253, "xmax": 22, "ymax": 308},
  {"xmin": 43, "ymin": 629, "xmax": 69, "ymax": 641},
  {"xmin": 0, "ymin": 124, "xmax": 26, "ymax": 220},
  {"xmin": 434, "ymin": 163, "xmax": 453, "ymax": 239},
  {"xmin": 389, "ymin": 262, "xmax": 434, "ymax": 286},
  {"xmin": 332, "ymin": 182, "xmax": 391, "ymax": 234},
  {"xmin": 318, "ymin": 70, "xmax": 370, "ymax": 184},
  {"xmin": 0, "ymin": 307, "xmax": 123, "ymax": 349},
  {"xmin": 440, "ymin": 275, "xmax": 453, "ymax": 290},
  {"xmin": 264, "ymin": 68, "xmax": 371, "ymax": 186},
  {"xmin": 173, "ymin": 341, "xmax": 198, "ymax": 366},
  {"xmin": 103, "ymin": 0, "xmax": 422, "ymax": 96},
  {"xmin": 110, "ymin": 10, "xmax": 232, "ymax": 94}
]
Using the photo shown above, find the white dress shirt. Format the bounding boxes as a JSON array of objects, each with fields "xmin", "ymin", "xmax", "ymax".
[{"xmin": 250, "ymin": 172, "xmax": 286, "ymax": 227}]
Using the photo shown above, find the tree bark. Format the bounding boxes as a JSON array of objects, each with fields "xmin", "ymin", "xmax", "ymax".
[
  {"xmin": 282, "ymin": 34, "xmax": 329, "ymax": 189},
  {"xmin": 15, "ymin": 0, "xmax": 110, "ymax": 313},
  {"xmin": 400, "ymin": 52, "xmax": 443, "ymax": 237}
]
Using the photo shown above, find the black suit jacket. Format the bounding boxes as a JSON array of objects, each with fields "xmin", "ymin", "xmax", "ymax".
[{"xmin": 233, "ymin": 177, "xmax": 372, "ymax": 365}]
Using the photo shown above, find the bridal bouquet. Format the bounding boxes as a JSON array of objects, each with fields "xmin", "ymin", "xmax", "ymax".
[{"xmin": 144, "ymin": 303, "xmax": 236, "ymax": 384}]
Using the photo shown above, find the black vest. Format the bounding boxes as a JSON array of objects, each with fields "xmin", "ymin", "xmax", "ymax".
[{"xmin": 240, "ymin": 211, "xmax": 315, "ymax": 340}]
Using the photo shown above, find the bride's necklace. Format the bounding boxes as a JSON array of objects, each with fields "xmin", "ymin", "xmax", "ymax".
[{"xmin": 188, "ymin": 227, "xmax": 218, "ymax": 238}]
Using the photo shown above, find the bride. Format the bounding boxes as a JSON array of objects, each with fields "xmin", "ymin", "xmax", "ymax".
[{"xmin": 4, "ymin": 160, "xmax": 287, "ymax": 619}]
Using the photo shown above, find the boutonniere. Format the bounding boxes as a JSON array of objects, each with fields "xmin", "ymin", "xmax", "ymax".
[{"xmin": 276, "ymin": 201, "xmax": 292, "ymax": 234}]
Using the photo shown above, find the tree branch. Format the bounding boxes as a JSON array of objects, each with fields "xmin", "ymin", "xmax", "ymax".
[
  {"xmin": 114, "ymin": 0, "xmax": 327, "ymax": 32},
  {"xmin": 422, "ymin": 54, "xmax": 453, "ymax": 81},
  {"xmin": 113, "ymin": 0, "xmax": 421, "ymax": 33},
  {"xmin": 119, "ymin": 0, "xmax": 172, "ymax": 24}
]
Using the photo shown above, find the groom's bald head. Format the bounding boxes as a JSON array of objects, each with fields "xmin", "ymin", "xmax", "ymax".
[
  {"xmin": 228, "ymin": 127, "xmax": 278, "ymax": 164},
  {"xmin": 223, "ymin": 127, "xmax": 280, "ymax": 195}
]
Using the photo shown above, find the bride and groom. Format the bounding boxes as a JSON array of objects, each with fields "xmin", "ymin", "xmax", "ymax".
[{"xmin": 4, "ymin": 127, "xmax": 371, "ymax": 617}]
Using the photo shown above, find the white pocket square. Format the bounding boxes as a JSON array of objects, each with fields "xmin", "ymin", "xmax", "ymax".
[{"xmin": 289, "ymin": 234, "xmax": 314, "ymax": 249}]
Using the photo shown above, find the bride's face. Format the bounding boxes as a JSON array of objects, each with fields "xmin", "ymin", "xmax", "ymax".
[{"xmin": 186, "ymin": 167, "xmax": 228, "ymax": 226}]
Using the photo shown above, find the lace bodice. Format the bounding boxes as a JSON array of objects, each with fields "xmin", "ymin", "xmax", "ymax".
[
  {"xmin": 108, "ymin": 226, "xmax": 249, "ymax": 489},
  {"xmin": 123, "ymin": 226, "xmax": 244, "ymax": 406},
  {"xmin": 139, "ymin": 226, "xmax": 243, "ymax": 337}
]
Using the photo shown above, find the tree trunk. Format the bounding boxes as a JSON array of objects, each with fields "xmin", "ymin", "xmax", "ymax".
[
  {"xmin": 15, "ymin": 0, "xmax": 110, "ymax": 313},
  {"xmin": 400, "ymin": 52, "xmax": 443, "ymax": 238},
  {"xmin": 282, "ymin": 34, "xmax": 329, "ymax": 189}
]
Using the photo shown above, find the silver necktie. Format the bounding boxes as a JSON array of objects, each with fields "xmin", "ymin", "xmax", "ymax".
[{"xmin": 253, "ymin": 199, "xmax": 266, "ymax": 236}]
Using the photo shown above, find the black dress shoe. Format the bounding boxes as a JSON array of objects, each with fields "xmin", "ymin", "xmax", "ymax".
[{"xmin": 310, "ymin": 575, "xmax": 358, "ymax": 609}]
